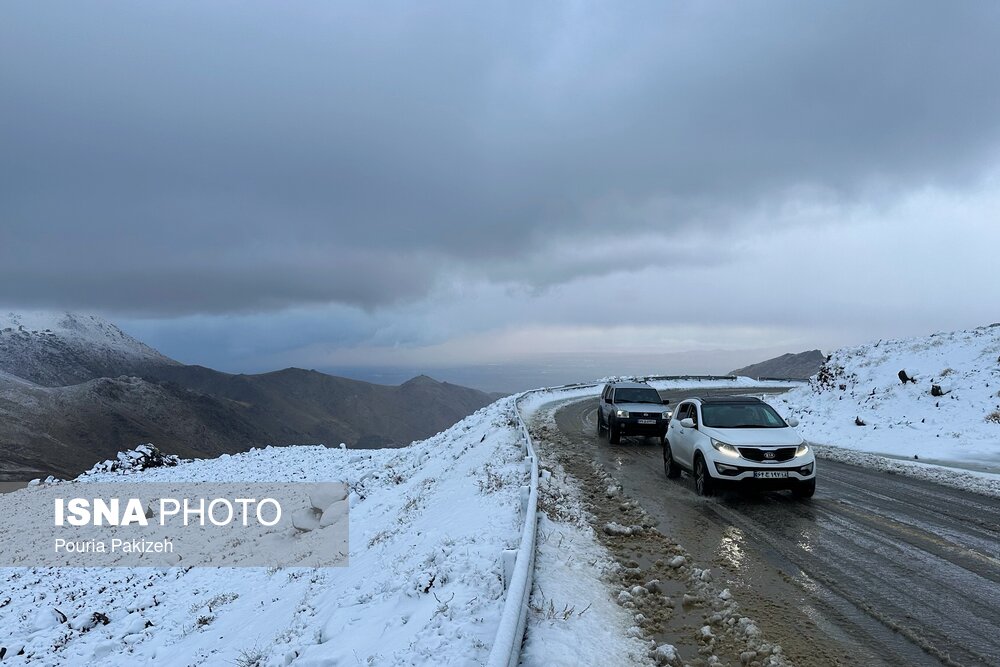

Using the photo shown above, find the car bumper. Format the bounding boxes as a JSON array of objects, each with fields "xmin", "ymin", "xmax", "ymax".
[
  {"xmin": 710, "ymin": 461, "xmax": 816, "ymax": 488},
  {"xmin": 617, "ymin": 419, "xmax": 668, "ymax": 436}
]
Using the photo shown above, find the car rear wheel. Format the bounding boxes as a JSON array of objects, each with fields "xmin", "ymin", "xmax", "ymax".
[
  {"xmin": 792, "ymin": 479, "xmax": 816, "ymax": 499},
  {"xmin": 694, "ymin": 455, "xmax": 714, "ymax": 497},
  {"xmin": 662, "ymin": 440, "xmax": 680, "ymax": 479}
]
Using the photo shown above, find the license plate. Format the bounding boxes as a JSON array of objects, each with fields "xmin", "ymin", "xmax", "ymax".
[
  {"xmin": 637, "ymin": 419, "xmax": 656, "ymax": 424},
  {"xmin": 753, "ymin": 471, "xmax": 788, "ymax": 479}
]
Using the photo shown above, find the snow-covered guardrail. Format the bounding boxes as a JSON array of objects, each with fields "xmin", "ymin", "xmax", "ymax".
[
  {"xmin": 486, "ymin": 381, "xmax": 606, "ymax": 667},
  {"xmin": 485, "ymin": 393, "xmax": 540, "ymax": 667}
]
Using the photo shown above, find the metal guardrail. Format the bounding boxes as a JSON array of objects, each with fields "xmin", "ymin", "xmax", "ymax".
[{"xmin": 485, "ymin": 392, "xmax": 540, "ymax": 667}]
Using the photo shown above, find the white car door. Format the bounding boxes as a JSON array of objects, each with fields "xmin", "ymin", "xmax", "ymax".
[{"xmin": 671, "ymin": 402, "xmax": 695, "ymax": 469}]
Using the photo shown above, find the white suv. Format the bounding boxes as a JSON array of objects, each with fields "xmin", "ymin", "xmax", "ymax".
[{"xmin": 663, "ymin": 396, "xmax": 816, "ymax": 498}]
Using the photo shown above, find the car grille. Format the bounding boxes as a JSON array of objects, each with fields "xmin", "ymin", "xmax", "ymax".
[{"xmin": 737, "ymin": 447, "xmax": 796, "ymax": 462}]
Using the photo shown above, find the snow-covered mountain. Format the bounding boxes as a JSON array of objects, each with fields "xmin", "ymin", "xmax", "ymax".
[
  {"xmin": 772, "ymin": 323, "xmax": 1000, "ymax": 466},
  {"xmin": 0, "ymin": 312, "xmax": 177, "ymax": 387}
]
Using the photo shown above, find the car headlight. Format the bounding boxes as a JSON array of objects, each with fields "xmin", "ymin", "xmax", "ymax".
[
  {"xmin": 662, "ymin": 411, "xmax": 672, "ymax": 420},
  {"xmin": 794, "ymin": 443, "xmax": 810, "ymax": 458},
  {"xmin": 616, "ymin": 409, "xmax": 629, "ymax": 418},
  {"xmin": 710, "ymin": 438, "xmax": 741, "ymax": 458}
]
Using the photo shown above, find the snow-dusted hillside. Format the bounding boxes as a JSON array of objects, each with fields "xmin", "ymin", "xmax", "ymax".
[
  {"xmin": 771, "ymin": 323, "xmax": 1000, "ymax": 468},
  {"xmin": 0, "ymin": 312, "xmax": 177, "ymax": 387},
  {"xmin": 0, "ymin": 398, "xmax": 527, "ymax": 666}
]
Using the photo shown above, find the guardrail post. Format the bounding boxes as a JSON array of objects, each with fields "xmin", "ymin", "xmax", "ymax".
[{"xmin": 501, "ymin": 549, "xmax": 517, "ymax": 590}]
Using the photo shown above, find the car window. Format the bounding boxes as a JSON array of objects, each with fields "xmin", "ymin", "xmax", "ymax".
[
  {"xmin": 677, "ymin": 403, "xmax": 691, "ymax": 421},
  {"xmin": 613, "ymin": 387, "xmax": 662, "ymax": 404},
  {"xmin": 701, "ymin": 403, "xmax": 786, "ymax": 428}
]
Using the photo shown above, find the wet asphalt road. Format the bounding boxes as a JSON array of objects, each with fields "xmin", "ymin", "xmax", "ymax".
[{"xmin": 553, "ymin": 390, "xmax": 1000, "ymax": 667}]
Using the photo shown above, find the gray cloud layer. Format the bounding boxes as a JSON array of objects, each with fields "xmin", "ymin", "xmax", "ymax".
[{"xmin": 4, "ymin": 1, "xmax": 1000, "ymax": 315}]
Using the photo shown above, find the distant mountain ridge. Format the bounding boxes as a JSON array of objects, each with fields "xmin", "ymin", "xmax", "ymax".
[
  {"xmin": 729, "ymin": 350, "xmax": 826, "ymax": 380},
  {"xmin": 0, "ymin": 312, "xmax": 495, "ymax": 479}
]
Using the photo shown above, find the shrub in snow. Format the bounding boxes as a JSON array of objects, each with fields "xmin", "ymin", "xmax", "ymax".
[
  {"xmin": 897, "ymin": 370, "xmax": 916, "ymax": 384},
  {"xmin": 986, "ymin": 410, "xmax": 1000, "ymax": 424},
  {"xmin": 234, "ymin": 645, "xmax": 267, "ymax": 667},
  {"xmin": 82, "ymin": 444, "xmax": 181, "ymax": 476}
]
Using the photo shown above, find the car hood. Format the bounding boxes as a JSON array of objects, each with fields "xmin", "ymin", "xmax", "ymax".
[
  {"xmin": 616, "ymin": 403, "xmax": 668, "ymax": 415},
  {"xmin": 701, "ymin": 426, "xmax": 803, "ymax": 446}
]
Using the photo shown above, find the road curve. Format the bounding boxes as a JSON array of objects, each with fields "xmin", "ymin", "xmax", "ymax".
[{"xmin": 552, "ymin": 391, "xmax": 1000, "ymax": 667}]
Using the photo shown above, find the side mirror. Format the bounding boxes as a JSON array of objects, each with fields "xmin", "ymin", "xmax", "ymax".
[
  {"xmin": 786, "ymin": 417, "xmax": 799, "ymax": 427},
  {"xmin": 680, "ymin": 418, "xmax": 696, "ymax": 429},
  {"xmin": 662, "ymin": 399, "xmax": 670, "ymax": 405}
]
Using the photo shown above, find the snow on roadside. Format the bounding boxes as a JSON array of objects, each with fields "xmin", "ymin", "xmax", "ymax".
[
  {"xmin": 520, "ymin": 461, "xmax": 653, "ymax": 666},
  {"xmin": 766, "ymin": 323, "xmax": 1000, "ymax": 495},
  {"xmin": 0, "ymin": 398, "xmax": 527, "ymax": 666}
]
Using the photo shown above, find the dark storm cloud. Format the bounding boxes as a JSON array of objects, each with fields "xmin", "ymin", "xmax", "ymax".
[{"xmin": 3, "ymin": 1, "xmax": 1000, "ymax": 314}]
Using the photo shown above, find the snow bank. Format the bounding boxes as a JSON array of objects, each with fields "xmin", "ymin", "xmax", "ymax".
[
  {"xmin": 770, "ymin": 323, "xmax": 1000, "ymax": 475},
  {"xmin": 0, "ymin": 398, "xmax": 528, "ymax": 666}
]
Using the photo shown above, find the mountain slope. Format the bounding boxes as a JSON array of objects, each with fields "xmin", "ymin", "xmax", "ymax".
[
  {"xmin": 771, "ymin": 324, "xmax": 1000, "ymax": 466},
  {"xmin": 0, "ymin": 372, "xmax": 272, "ymax": 479},
  {"xmin": 0, "ymin": 312, "xmax": 178, "ymax": 386},
  {"xmin": 140, "ymin": 366, "xmax": 496, "ymax": 448},
  {"xmin": 729, "ymin": 350, "xmax": 825, "ymax": 379},
  {"xmin": 0, "ymin": 313, "xmax": 496, "ymax": 479}
]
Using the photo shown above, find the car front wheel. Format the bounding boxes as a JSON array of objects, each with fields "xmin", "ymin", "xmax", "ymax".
[
  {"xmin": 608, "ymin": 418, "xmax": 621, "ymax": 444},
  {"xmin": 792, "ymin": 479, "xmax": 816, "ymax": 499},
  {"xmin": 595, "ymin": 411, "xmax": 604, "ymax": 437},
  {"xmin": 694, "ymin": 455, "xmax": 714, "ymax": 497},
  {"xmin": 662, "ymin": 441, "xmax": 680, "ymax": 479}
]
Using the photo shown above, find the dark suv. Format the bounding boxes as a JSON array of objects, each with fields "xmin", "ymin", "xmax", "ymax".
[{"xmin": 597, "ymin": 381, "xmax": 671, "ymax": 444}]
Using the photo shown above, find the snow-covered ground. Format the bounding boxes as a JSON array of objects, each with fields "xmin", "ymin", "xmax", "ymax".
[
  {"xmin": 0, "ymin": 399, "xmax": 528, "ymax": 666},
  {"xmin": 3, "ymin": 355, "xmax": 995, "ymax": 665},
  {"xmin": 768, "ymin": 323, "xmax": 1000, "ymax": 492}
]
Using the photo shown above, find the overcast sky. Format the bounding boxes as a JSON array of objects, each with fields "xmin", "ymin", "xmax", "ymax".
[{"xmin": 3, "ymin": 2, "xmax": 1000, "ymax": 390}]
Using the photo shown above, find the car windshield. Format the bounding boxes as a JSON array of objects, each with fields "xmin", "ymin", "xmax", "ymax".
[
  {"xmin": 614, "ymin": 388, "xmax": 662, "ymax": 404},
  {"xmin": 701, "ymin": 403, "xmax": 787, "ymax": 428}
]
